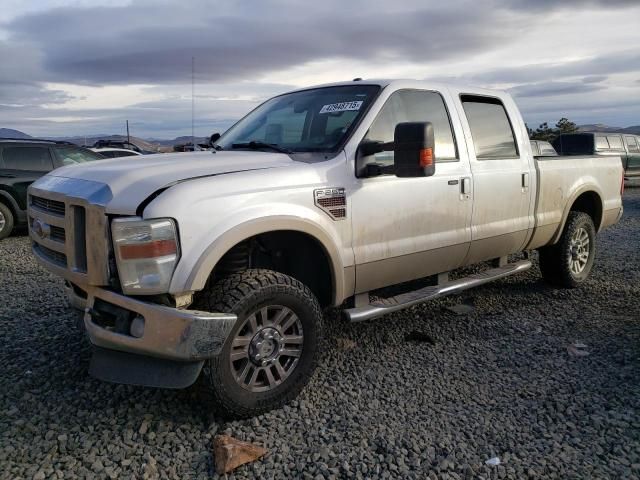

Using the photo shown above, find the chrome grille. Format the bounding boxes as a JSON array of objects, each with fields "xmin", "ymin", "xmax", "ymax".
[
  {"xmin": 28, "ymin": 177, "xmax": 113, "ymax": 287},
  {"xmin": 50, "ymin": 225, "xmax": 66, "ymax": 243},
  {"xmin": 31, "ymin": 196, "xmax": 65, "ymax": 216},
  {"xmin": 34, "ymin": 243, "xmax": 67, "ymax": 267}
]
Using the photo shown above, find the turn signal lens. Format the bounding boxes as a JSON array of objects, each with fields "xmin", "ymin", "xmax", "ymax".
[
  {"xmin": 119, "ymin": 239, "xmax": 177, "ymax": 260},
  {"xmin": 419, "ymin": 148, "xmax": 433, "ymax": 167}
]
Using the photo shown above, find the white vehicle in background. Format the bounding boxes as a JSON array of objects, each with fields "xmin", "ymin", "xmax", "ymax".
[
  {"xmin": 90, "ymin": 147, "xmax": 143, "ymax": 158},
  {"xmin": 28, "ymin": 79, "xmax": 623, "ymax": 418},
  {"xmin": 530, "ymin": 139, "xmax": 558, "ymax": 156}
]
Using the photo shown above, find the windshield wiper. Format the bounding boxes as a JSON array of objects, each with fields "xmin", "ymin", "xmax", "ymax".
[{"xmin": 231, "ymin": 141, "xmax": 292, "ymax": 154}]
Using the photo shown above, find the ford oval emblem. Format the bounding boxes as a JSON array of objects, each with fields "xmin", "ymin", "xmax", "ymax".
[{"xmin": 32, "ymin": 219, "xmax": 51, "ymax": 239}]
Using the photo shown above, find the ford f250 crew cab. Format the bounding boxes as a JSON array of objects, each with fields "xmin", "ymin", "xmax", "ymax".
[{"xmin": 28, "ymin": 80, "xmax": 624, "ymax": 417}]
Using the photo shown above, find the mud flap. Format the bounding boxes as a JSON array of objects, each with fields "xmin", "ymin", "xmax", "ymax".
[{"xmin": 89, "ymin": 346, "xmax": 204, "ymax": 389}]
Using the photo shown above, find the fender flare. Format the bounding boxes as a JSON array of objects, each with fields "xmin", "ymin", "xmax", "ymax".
[
  {"xmin": 183, "ymin": 215, "xmax": 347, "ymax": 305},
  {"xmin": 550, "ymin": 184, "xmax": 604, "ymax": 245}
]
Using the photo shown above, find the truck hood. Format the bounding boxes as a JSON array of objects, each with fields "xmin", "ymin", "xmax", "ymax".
[{"xmin": 49, "ymin": 150, "xmax": 296, "ymax": 213}]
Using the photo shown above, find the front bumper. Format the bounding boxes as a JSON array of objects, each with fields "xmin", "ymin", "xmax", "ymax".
[
  {"xmin": 64, "ymin": 283, "xmax": 236, "ymax": 389},
  {"xmin": 65, "ymin": 282, "xmax": 236, "ymax": 362}
]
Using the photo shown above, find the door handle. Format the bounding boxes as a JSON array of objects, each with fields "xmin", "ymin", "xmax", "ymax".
[
  {"xmin": 522, "ymin": 173, "xmax": 529, "ymax": 188},
  {"xmin": 461, "ymin": 177, "xmax": 472, "ymax": 195}
]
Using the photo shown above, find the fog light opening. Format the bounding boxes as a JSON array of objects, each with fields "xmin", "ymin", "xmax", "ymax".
[{"xmin": 130, "ymin": 316, "xmax": 145, "ymax": 338}]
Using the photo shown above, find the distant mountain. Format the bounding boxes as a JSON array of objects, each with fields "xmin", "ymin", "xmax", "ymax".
[
  {"xmin": 147, "ymin": 135, "xmax": 208, "ymax": 147},
  {"xmin": 578, "ymin": 124, "xmax": 640, "ymax": 135},
  {"xmin": 0, "ymin": 128, "xmax": 31, "ymax": 139}
]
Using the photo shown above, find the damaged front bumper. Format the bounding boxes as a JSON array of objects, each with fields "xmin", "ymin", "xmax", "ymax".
[{"xmin": 65, "ymin": 282, "xmax": 236, "ymax": 388}]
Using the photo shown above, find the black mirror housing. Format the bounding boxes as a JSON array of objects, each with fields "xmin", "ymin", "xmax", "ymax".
[
  {"xmin": 209, "ymin": 132, "xmax": 221, "ymax": 146},
  {"xmin": 394, "ymin": 122, "xmax": 436, "ymax": 177}
]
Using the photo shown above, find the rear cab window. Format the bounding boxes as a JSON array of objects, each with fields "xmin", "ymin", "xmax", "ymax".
[
  {"xmin": 460, "ymin": 95, "xmax": 518, "ymax": 159},
  {"xmin": 1, "ymin": 146, "xmax": 54, "ymax": 171}
]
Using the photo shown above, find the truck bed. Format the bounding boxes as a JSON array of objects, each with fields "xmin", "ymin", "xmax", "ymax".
[{"xmin": 528, "ymin": 155, "xmax": 623, "ymax": 250}]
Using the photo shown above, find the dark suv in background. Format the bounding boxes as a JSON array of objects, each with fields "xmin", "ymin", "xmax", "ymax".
[
  {"xmin": 552, "ymin": 132, "xmax": 640, "ymax": 177},
  {"xmin": 0, "ymin": 139, "xmax": 104, "ymax": 239}
]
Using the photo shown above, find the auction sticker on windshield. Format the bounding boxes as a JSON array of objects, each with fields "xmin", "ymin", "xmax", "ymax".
[{"xmin": 319, "ymin": 101, "xmax": 363, "ymax": 114}]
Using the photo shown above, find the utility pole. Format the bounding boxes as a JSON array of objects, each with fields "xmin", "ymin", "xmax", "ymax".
[
  {"xmin": 126, "ymin": 120, "xmax": 130, "ymax": 144},
  {"xmin": 192, "ymin": 56, "xmax": 195, "ymax": 150}
]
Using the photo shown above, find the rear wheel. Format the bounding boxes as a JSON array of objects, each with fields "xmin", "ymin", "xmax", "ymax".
[
  {"xmin": 539, "ymin": 211, "xmax": 596, "ymax": 288},
  {"xmin": 0, "ymin": 203, "xmax": 14, "ymax": 240},
  {"xmin": 194, "ymin": 269, "xmax": 323, "ymax": 418}
]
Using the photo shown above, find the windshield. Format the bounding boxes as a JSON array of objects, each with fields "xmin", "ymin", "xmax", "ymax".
[{"xmin": 216, "ymin": 85, "xmax": 380, "ymax": 154}]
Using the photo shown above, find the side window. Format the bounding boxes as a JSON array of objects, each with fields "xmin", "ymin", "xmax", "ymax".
[
  {"xmin": 363, "ymin": 89, "xmax": 458, "ymax": 167},
  {"xmin": 2, "ymin": 146, "xmax": 53, "ymax": 171},
  {"xmin": 606, "ymin": 135, "xmax": 623, "ymax": 150},
  {"xmin": 529, "ymin": 141, "xmax": 539, "ymax": 155},
  {"xmin": 461, "ymin": 95, "xmax": 518, "ymax": 159},
  {"xmin": 625, "ymin": 136, "xmax": 639, "ymax": 152},
  {"xmin": 595, "ymin": 136, "xmax": 609, "ymax": 150}
]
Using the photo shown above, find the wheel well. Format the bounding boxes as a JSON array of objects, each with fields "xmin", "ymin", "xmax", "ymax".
[
  {"xmin": 204, "ymin": 231, "xmax": 334, "ymax": 307},
  {"xmin": 569, "ymin": 191, "xmax": 603, "ymax": 230}
]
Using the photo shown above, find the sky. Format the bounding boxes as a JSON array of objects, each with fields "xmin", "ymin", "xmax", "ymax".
[{"xmin": 1, "ymin": 0, "xmax": 639, "ymax": 139}]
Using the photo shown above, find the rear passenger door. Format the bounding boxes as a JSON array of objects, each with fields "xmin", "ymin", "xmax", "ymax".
[
  {"xmin": 623, "ymin": 136, "xmax": 640, "ymax": 175},
  {"xmin": 0, "ymin": 146, "xmax": 54, "ymax": 210},
  {"xmin": 456, "ymin": 95, "xmax": 534, "ymax": 264}
]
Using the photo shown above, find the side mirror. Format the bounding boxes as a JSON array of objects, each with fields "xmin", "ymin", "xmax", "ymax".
[
  {"xmin": 209, "ymin": 132, "xmax": 221, "ymax": 146},
  {"xmin": 394, "ymin": 122, "xmax": 435, "ymax": 177}
]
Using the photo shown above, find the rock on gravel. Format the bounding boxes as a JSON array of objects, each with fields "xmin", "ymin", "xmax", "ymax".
[
  {"xmin": 213, "ymin": 435, "xmax": 267, "ymax": 474},
  {"xmin": 1, "ymin": 189, "xmax": 640, "ymax": 479}
]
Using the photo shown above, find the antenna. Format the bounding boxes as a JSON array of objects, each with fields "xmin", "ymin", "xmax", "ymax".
[
  {"xmin": 126, "ymin": 119, "xmax": 130, "ymax": 144},
  {"xmin": 192, "ymin": 56, "xmax": 195, "ymax": 151}
]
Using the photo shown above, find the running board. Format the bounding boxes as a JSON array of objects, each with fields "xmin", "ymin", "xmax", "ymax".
[{"xmin": 344, "ymin": 260, "xmax": 532, "ymax": 322}]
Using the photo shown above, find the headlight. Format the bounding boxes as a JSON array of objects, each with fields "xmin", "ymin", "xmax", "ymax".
[{"xmin": 111, "ymin": 217, "xmax": 180, "ymax": 295}]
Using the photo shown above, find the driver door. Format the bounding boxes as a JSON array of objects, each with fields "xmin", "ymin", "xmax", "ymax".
[{"xmin": 350, "ymin": 89, "xmax": 472, "ymax": 293}]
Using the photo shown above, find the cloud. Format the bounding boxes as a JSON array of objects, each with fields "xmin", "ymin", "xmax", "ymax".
[
  {"xmin": 1, "ymin": 0, "xmax": 640, "ymax": 136},
  {"xmin": 506, "ymin": 0, "xmax": 637, "ymax": 9},
  {"xmin": 5, "ymin": 0, "xmax": 518, "ymax": 85},
  {"xmin": 508, "ymin": 81, "xmax": 605, "ymax": 98},
  {"xmin": 582, "ymin": 75, "xmax": 607, "ymax": 84},
  {"xmin": 432, "ymin": 50, "xmax": 640, "ymax": 86}
]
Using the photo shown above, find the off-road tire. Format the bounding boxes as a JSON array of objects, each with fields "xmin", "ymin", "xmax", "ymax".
[
  {"xmin": 194, "ymin": 269, "xmax": 323, "ymax": 418},
  {"xmin": 539, "ymin": 211, "xmax": 596, "ymax": 288},
  {"xmin": 0, "ymin": 202, "xmax": 15, "ymax": 240}
]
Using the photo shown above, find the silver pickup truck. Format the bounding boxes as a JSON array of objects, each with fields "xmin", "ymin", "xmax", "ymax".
[{"xmin": 28, "ymin": 80, "xmax": 623, "ymax": 417}]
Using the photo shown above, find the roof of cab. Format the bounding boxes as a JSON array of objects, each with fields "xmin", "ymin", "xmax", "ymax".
[{"xmin": 285, "ymin": 78, "xmax": 510, "ymax": 99}]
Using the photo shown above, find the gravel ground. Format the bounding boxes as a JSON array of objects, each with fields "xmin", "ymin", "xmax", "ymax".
[{"xmin": 2, "ymin": 188, "xmax": 640, "ymax": 480}]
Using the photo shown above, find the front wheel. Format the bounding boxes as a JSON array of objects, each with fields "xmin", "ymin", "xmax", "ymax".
[
  {"xmin": 0, "ymin": 203, "xmax": 14, "ymax": 240},
  {"xmin": 194, "ymin": 269, "xmax": 323, "ymax": 418},
  {"xmin": 539, "ymin": 211, "xmax": 596, "ymax": 288}
]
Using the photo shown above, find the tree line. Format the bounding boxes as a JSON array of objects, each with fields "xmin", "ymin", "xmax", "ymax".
[{"xmin": 526, "ymin": 118, "xmax": 579, "ymax": 142}]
